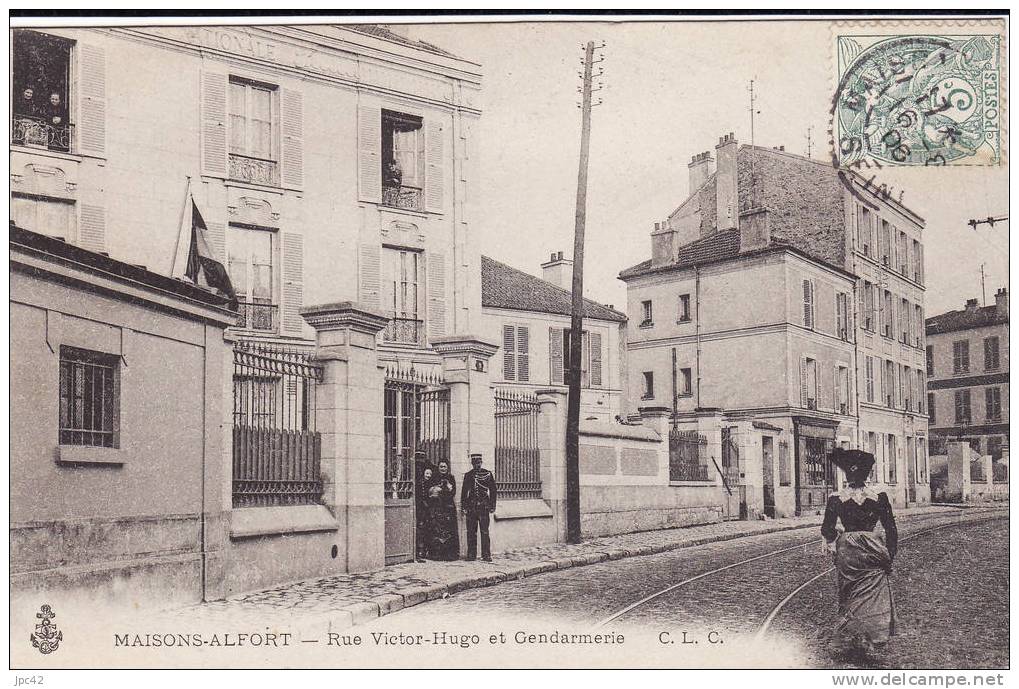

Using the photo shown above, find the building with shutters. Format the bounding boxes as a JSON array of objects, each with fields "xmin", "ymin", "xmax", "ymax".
[
  {"xmin": 925, "ymin": 289, "xmax": 1009, "ymax": 461},
  {"xmin": 479, "ymin": 253, "xmax": 628, "ymax": 420},
  {"xmin": 619, "ymin": 133, "xmax": 930, "ymax": 515}
]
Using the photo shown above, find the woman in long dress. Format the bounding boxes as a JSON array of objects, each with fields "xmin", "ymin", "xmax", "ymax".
[
  {"xmin": 428, "ymin": 460, "xmax": 460, "ymax": 561},
  {"xmin": 822, "ymin": 448, "xmax": 898, "ymax": 657},
  {"xmin": 415, "ymin": 465, "xmax": 435, "ymax": 561}
]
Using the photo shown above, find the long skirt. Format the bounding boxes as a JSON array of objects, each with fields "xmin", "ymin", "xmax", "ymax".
[
  {"xmin": 428, "ymin": 504, "xmax": 460, "ymax": 561},
  {"xmin": 833, "ymin": 531, "xmax": 897, "ymax": 648}
]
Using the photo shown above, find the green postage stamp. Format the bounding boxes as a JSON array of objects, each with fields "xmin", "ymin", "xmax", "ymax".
[{"xmin": 835, "ymin": 30, "xmax": 1004, "ymax": 167}]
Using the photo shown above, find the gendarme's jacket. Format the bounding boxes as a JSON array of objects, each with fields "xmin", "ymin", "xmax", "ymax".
[{"xmin": 461, "ymin": 467, "xmax": 498, "ymax": 512}]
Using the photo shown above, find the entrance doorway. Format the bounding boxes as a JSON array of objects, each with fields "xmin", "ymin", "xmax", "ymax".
[
  {"xmin": 794, "ymin": 422, "xmax": 837, "ymax": 516},
  {"xmin": 762, "ymin": 436, "xmax": 775, "ymax": 518}
]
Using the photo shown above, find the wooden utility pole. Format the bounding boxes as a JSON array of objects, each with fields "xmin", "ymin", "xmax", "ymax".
[{"xmin": 566, "ymin": 40, "xmax": 603, "ymax": 544}]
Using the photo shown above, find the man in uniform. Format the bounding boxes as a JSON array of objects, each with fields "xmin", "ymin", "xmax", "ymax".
[{"xmin": 461, "ymin": 453, "xmax": 497, "ymax": 562}]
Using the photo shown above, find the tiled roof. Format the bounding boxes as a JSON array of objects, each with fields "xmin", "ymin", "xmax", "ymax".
[
  {"xmin": 926, "ymin": 304, "xmax": 1008, "ymax": 335},
  {"xmin": 346, "ymin": 24, "xmax": 459, "ymax": 58},
  {"xmin": 619, "ymin": 228, "xmax": 741, "ymax": 279},
  {"xmin": 481, "ymin": 255, "xmax": 627, "ymax": 323}
]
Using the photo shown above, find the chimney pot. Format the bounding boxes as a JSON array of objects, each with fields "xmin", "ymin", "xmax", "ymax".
[
  {"xmin": 654, "ymin": 222, "xmax": 660, "ymax": 231},
  {"xmin": 966, "ymin": 298, "xmax": 979, "ymax": 310}
]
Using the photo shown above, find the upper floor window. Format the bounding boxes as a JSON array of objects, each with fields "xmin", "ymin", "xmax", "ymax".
[
  {"xmin": 858, "ymin": 206, "xmax": 872, "ymax": 256},
  {"xmin": 835, "ymin": 292, "xmax": 850, "ymax": 340},
  {"xmin": 861, "ymin": 281, "xmax": 876, "ymax": 332},
  {"xmin": 912, "ymin": 239, "xmax": 922, "ymax": 283},
  {"xmin": 641, "ymin": 371, "xmax": 655, "ymax": 400},
  {"xmin": 382, "ymin": 110, "xmax": 424, "ymax": 211},
  {"xmin": 984, "ymin": 336, "xmax": 1000, "ymax": 370},
  {"xmin": 865, "ymin": 356, "xmax": 875, "ymax": 403},
  {"xmin": 640, "ymin": 300, "xmax": 653, "ymax": 327},
  {"xmin": 802, "ymin": 279, "xmax": 815, "ymax": 330},
  {"xmin": 985, "ymin": 387, "xmax": 1002, "ymax": 422},
  {"xmin": 680, "ymin": 367, "xmax": 693, "ymax": 397},
  {"xmin": 835, "ymin": 365, "xmax": 849, "ymax": 415},
  {"xmin": 914, "ymin": 304, "xmax": 923, "ymax": 348},
  {"xmin": 879, "ymin": 220, "xmax": 892, "ymax": 267},
  {"xmin": 954, "ymin": 388, "xmax": 972, "ymax": 425},
  {"xmin": 900, "ymin": 297, "xmax": 910, "ymax": 344},
  {"xmin": 227, "ymin": 225, "xmax": 276, "ymax": 333},
  {"xmin": 12, "ymin": 30, "xmax": 73, "ymax": 153},
  {"xmin": 928, "ymin": 392, "xmax": 936, "ymax": 423},
  {"xmin": 953, "ymin": 340, "xmax": 970, "ymax": 374},
  {"xmin": 926, "ymin": 345, "xmax": 934, "ymax": 375},
  {"xmin": 898, "ymin": 230, "xmax": 909, "ymax": 276},
  {"xmin": 882, "ymin": 290, "xmax": 894, "ymax": 338},
  {"xmin": 10, "ymin": 195, "xmax": 75, "ymax": 242},
  {"xmin": 801, "ymin": 357, "xmax": 817, "ymax": 410},
  {"xmin": 59, "ymin": 346, "xmax": 119, "ymax": 447},
  {"xmin": 502, "ymin": 324, "xmax": 530, "ymax": 382},
  {"xmin": 228, "ymin": 78, "xmax": 279, "ymax": 186},
  {"xmin": 678, "ymin": 294, "xmax": 691, "ymax": 322},
  {"xmin": 381, "ymin": 247, "xmax": 422, "ymax": 345}
]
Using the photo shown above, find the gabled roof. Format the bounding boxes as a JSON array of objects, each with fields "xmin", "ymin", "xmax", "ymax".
[
  {"xmin": 481, "ymin": 255, "xmax": 626, "ymax": 323},
  {"xmin": 346, "ymin": 24, "xmax": 459, "ymax": 59},
  {"xmin": 926, "ymin": 303, "xmax": 1008, "ymax": 335},
  {"xmin": 620, "ymin": 228, "xmax": 741, "ymax": 279}
]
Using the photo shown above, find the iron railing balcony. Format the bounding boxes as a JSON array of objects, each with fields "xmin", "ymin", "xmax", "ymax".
[
  {"xmin": 234, "ymin": 300, "xmax": 278, "ymax": 333},
  {"xmin": 229, "ymin": 152, "xmax": 280, "ymax": 187},
  {"xmin": 12, "ymin": 114, "xmax": 73, "ymax": 153},
  {"xmin": 382, "ymin": 184, "xmax": 424, "ymax": 212},
  {"xmin": 383, "ymin": 317, "xmax": 424, "ymax": 345}
]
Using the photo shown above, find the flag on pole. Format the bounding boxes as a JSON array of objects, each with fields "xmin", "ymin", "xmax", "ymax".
[{"xmin": 182, "ymin": 196, "xmax": 237, "ymax": 308}]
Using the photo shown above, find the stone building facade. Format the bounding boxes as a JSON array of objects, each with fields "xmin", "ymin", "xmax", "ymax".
[
  {"xmin": 926, "ymin": 289, "xmax": 1009, "ymax": 460},
  {"xmin": 620, "ymin": 134, "xmax": 930, "ymax": 515}
]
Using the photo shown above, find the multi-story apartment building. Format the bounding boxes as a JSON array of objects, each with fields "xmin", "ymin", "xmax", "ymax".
[
  {"xmin": 926, "ymin": 289, "xmax": 1009, "ymax": 459},
  {"xmin": 620, "ymin": 133, "xmax": 930, "ymax": 513},
  {"xmin": 480, "ymin": 253, "xmax": 627, "ymax": 420}
]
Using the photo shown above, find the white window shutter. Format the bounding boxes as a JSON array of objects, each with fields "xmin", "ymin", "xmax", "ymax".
[
  {"xmin": 590, "ymin": 332, "xmax": 603, "ymax": 387},
  {"xmin": 550, "ymin": 328, "xmax": 564, "ymax": 385},
  {"xmin": 358, "ymin": 243, "xmax": 381, "ymax": 310},
  {"xmin": 281, "ymin": 232, "xmax": 304, "ymax": 336},
  {"xmin": 424, "ymin": 120, "xmax": 444, "ymax": 213},
  {"xmin": 502, "ymin": 325, "xmax": 516, "ymax": 381},
  {"xmin": 802, "ymin": 279, "xmax": 813, "ymax": 329},
  {"xmin": 799, "ymin": 357, "xmax": 808, "ymax": 407},
  {"xmin": 205, "ymin": 221, "xmax": 226, "ymax": 263},
  {"xmin": 280, "ymin": 88, "xmax": 304, "ymax": 188},
  {"xmin": 77, "ymin": 43, "xmax": 106, "ymax": 157},
  {"xmin": 201, "ymin": 72, "xmax": 228, "ymax": 177},
  {"xmin": 517, "ymin": 326, "xmax": 530, "ymax": 382},
  {"xmin": 77, "ymin": 204, "xmax": 105, "ymax": 253},
  {"xmin": 427, "ymin": 250, "xmax": 447, "ymax": 340},
  {"xmin": 357, "ymin": 104, "xmax": 382, "ymax": 203}
]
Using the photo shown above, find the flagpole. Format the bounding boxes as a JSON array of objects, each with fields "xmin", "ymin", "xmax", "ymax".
[{"xmin": 171, "ymin": 176, "xmax": 192, "ymax": 277}]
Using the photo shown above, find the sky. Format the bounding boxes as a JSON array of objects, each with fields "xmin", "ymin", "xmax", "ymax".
[{"xmin": 410, "ymin": 19, "xmax": 1009, "ymax": 317}]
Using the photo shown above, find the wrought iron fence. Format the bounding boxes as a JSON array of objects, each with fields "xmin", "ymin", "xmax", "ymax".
[
  {"xmin": 232, "ymin": 342, "xmax": 323, "ymax": 507},
  {"xmin": 384, "ymin": 366, "xmax": 450, "ymax": 499},
  {"xmin": 992, "ymin": 461, "xmax": 1008, "ymax": 483},
  {"xmin": 383, "ymin": 317, "xmax": 424, "ymax": 345},
  {"xmin": 382, "ymin": 185, "xmax": 424, "ymax": 211},
  {"xmin": 229, "ymin": 153, "xmax": 279, "ymax": 186},
  {"xmin": 970, "ymin": 459, "xmax": 987, "ymax": 483},
  {"xmin": 234, "ymin": 300, "xmax": 278, "ymax": 333},
  {"xmin": 494, "ymin": 389, "xmax": 542, "ymax": 499},
  {"xmin": 668, "ymin": 428, "xmax": 710, "ymax": 482},
  {"xmin": 12, "ymin": 115, "xmax": 72, "ymax": 152}
]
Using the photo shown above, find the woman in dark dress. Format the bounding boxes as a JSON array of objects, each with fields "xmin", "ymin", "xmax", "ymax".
[
  {"xmin": 428, "ymin": 460, "xmax": 460, "ymax": 560},
  {"xmin": 822, "ymin": 449, "xmax": 899, "ymax": 656},
  {"xmin": 415, "ymin": 465, "xmax": 435, "ymax": 561}
]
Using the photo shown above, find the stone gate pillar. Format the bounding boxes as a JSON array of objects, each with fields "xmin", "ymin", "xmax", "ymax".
[
  {"xmin": 536, "ymin": 388, "xmax": 568, "ymax": 541},
  {"xmin": 432, "ymin": 336, "xmax": 499, "ymax": 482},
  {"xmin": 302, "ymin": 301, "xmax": 388, "ymax": 573}
]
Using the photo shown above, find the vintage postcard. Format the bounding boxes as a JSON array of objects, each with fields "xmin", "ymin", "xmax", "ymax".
[{"xmin": 8, "ymin": 11, "xmax": 1009, "ymax": 677}]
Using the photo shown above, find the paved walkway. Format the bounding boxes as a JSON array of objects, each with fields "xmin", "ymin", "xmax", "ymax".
[{"xmin": 164, "ymin": 504, "xmax": 986, "ymax": 631}]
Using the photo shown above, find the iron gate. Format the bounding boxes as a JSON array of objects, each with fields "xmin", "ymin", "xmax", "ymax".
[
  {"xmin": 494, "ymin": 390, "xmax": 542, "ymax": 499},
  {"xmin": 232, "ymin": 342, "xmax": 323, "ymax": 507},
  {"xmin": 719, "ymin": 427, "xmax": 748, "ymax": 520},
  {"xmin": 668, "ymin": 428, "xmax": 710, "ymax": 482},
  {"xmin": 383, "ymin": 366, "xmax": 450, "ymax": 565}
]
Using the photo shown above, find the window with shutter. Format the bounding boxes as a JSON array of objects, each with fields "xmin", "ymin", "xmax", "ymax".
[
  {"xmin": 358, "ymin": 243, "xmax": 381, "ymax": 310},
  {"xmin": 502, "ymin": 325, "xmax": 516, "ymax": 381},
  {"xmin": 357, "ymin": 104, "xmax": 382, "ymax": 203},
  {"xmin": 280, "ymin": 88, "xmax": 303, "ymax": 188},
  {"xmin": 381, "ymin": 248, "xmax": 422, "ymax": 345},
  {"xmin": 426, "ymin": 251, "xmax": 447, "ymax": 341},
  {"xmin": 984, "ymin": 336, "xmax": 1000, "ymax": 370},
  {"xmin": 865, "ymin": 356, "xmax": 874, "ymax": 403},
  {"xmin": 641, "ymin": 371, "xmax": 654, "ymax": 400},
  {"xmin": 78, "ymin": 204, "xmax": 105, "ymax": 254},
  {"xmin": 424, "ymin": 119, "xmax": 444, "ymax": 213},
  {"xmin": 549, "ymin": 328, "xmax": 564, "ymax": 385},
  {"xmin": 590, "ymin": 331, "xmax": 602, "ymax": 387},
  {"xmin": 12, "ymin": 31, "xmax": 75, "ymax": 153},
  {"xmin": 228, "ymin": 78, "xmax": 279, "ymax": 186},
  {"xmin": 517, "ymin": 326, "xmax": 530, "ymax": 382},
  {"xmin": 928, "ymin": 393, "xmax": 936, "ymax": 423},
  {"xmin": 953, "ymin": 340, "xmax": 969, "ymax": 373},
  {"xmin": 227, "ymin": 225, "xmax": 276, "ymax": 333},
  {"xmin": 802, "ymin": 279, "xmax": 814, "ymax": 329},
  {"xmin": 280, "ymin": 232, "xmax": 304, "ymax": 336},
  {"xmin": 201, "ymin": 72, "xmax": 228, "ymax": 177}
]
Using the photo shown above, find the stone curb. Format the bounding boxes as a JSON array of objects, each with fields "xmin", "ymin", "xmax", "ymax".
[{"xmin": 280, "ymin": 505, "xmax": 991, "ymax": 631}]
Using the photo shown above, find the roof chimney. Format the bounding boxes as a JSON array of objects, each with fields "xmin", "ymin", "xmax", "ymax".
[
  {"xmin": 651, "ymin": 219, "xmax": 678, "ymax": 268},
  {"xmin": 688, "ymin": 150, "xmax": 715, "ymax": 195},
  {"xmin": 965, "ymin": 298, "xmax": 980, "ymax": 311},
  {"xmin": 541, "ymin": 251, "xmax": 573, "ymax": 290},
  {"xmin": 995, "ymin": 287, "xmax": 1009, "ymax": 317},
  {"xmin": 715, "ymin": 132, "xmax": 738, "ymax": 233}
]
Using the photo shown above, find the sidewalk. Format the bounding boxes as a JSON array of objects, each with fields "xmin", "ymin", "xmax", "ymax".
[{"xmin": 167, "ymin": 504, "xmax": 994, "ymax": 630}]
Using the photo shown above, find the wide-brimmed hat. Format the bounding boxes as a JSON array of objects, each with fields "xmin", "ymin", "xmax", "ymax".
[{"xmin": 830, "ymin": 448, "xmax": 875, "ymax": 482}]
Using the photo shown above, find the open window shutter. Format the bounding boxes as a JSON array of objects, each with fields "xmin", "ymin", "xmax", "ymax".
[
  {"xmin": 424, "ymin": 120, "xmax": 444, "ymax": 213},
  {"xmin": 205, "ymin": 221, "xmax": 226, "ymax": 263},
  {"xmin": 517, "ymin": 326, "xmax": 530, "ymax": 382},
  {"xmin": 358, "ymin": 244, "xmax": 381, "ymax": 310},
  {"xmin": 802, "ymin": 279, "xmax": 813, "ymax": 329},
  {"xmin": 502, "ymin": 325, "xmax": 516, "ymax": 381},
  {"xmin": 833, "ymin": 367, "xmax": 839, "ymax": 411},
  {"xmin": 799, "ymin": 357, "xmax": 808, "ymax": 407},
  {"xmin": 590, "ymin": 331, "xmax": 603, "ymax": 387},
  {"xmin": 78, "ymin": 204, "xmax": 106, "ymax": 253},
  {"xmin": 357, "ymin": 104, "xmax": 381, "ymax": 203},
  {"xmin": 427, "ymin": 250, "xmax": 447, "ymax": 340},
  {"xmin": 550, "ymin": 328, "xmax": 564, "ymax": 385},
  {"xmin": 201, "ymin": 72, "xmax": 228, "ymax": 177},
  {"xmin": 281, "ymin": 232, "xmax": 304, "ymax": 336},
  {"xmin": 834, "ymin": 293, "xmax": 841, "ymax": 336},
  {"xmin": 78, "ymin": 43, "xmax": 106, "ymax": 157},
  {"xmin": 280, "ymin": 88, "xmax": 304, "ymax": 188},
  {"xmin": 918, "ymin": 244, "xmax": 925, "ymax": 283}
]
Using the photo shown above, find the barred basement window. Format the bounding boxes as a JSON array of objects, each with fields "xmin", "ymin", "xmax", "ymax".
[{"xmin": 59, "ymin": 346, "xmax": 119, "ymax": 447}]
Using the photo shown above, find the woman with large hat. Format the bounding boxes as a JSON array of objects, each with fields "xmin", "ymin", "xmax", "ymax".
[{"xmin": 821, "ymin": 448, "xmax": 899, "ymax": 657}]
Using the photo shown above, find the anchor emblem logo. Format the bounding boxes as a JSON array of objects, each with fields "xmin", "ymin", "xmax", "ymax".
[{"xmin": 29, "ymin": 604, "xmax": 63, "ymax": 654}]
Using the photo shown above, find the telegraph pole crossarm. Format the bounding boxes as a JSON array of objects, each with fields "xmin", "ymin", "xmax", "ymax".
[{"xmin": 968, "ymin": 215, "xmax": 1009, "ymax": 229}]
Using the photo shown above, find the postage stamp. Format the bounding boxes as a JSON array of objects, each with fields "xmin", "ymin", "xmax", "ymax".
[{"xmin": 834, "ymin": 30, "xmax": 1004, "ymax": 167}]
